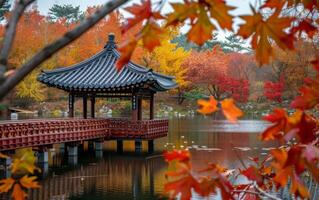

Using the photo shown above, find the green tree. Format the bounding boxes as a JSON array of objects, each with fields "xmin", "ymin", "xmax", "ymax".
[
  {"xmin": 219, "ymin": 34, "xmax": 251, "ymax": 53},
  {"xmin": 0, "ymin": 0, "xmax": 10, "ymax": 21},
  {"xmin": 172, "ymin": 33, "xmax": 220, "ymax": 51},
  {"xmin": 48, "ymin": 4, "xmax": 83, "ymax": 23}
]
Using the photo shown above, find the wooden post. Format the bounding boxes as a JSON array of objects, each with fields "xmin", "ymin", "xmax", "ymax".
[
  {"xmin": 150, "ymin": 93, "xmax": 154, "ymax": 120},
  {"xmin": 68, "ymin": 93, "xmax": 74, "ymax": 118},
  {"xmin": 137, "ymin": 97, "xmax": 142, "ymax": 120},
  {"xmin": 83, "ymin": 95, "xmax": 87, "ymax": 119},
  {"xmin": 90, "ymin": 96, "xmax": 95, "ymax": 118},
  {"xmin": 132, "ymin": 94, "xmax": 138, "ymax": 121}
]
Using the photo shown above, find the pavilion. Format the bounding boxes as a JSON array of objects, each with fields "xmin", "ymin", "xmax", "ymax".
[
  {"xmin": 36, "ymin": 33, "xmax": 176, "ymax": 153},
  {"xmin": 38, "ymin": 33, "xmax": 177, "ymax": 121}
]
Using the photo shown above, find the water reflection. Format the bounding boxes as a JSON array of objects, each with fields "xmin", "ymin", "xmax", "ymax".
[{"xmin": 2, "ymin": 117, "xmax": 276, "ymax": 200}]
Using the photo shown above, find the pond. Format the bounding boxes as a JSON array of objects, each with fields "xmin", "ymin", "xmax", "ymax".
[{"xmin": 2, "ymin": 117, "xmax": 276, "ymax": 200}]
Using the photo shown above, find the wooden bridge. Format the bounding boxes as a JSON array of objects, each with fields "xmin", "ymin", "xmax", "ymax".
[{"xmin": 0, "ymin": 118, "xmax": 168, "ymax": 152}]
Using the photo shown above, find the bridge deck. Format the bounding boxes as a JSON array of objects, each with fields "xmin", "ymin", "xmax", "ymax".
[{"xmin": 0, "ymin": 118, "xmax": 168, "ymax": 151}]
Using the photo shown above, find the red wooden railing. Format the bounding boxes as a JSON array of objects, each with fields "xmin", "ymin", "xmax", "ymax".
[{"xmin": 0, "ymin": 118, "xmax": 168, "ymax": 151}]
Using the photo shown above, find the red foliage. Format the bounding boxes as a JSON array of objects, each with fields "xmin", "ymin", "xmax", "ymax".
[{"xmin": 264, "ymin": 76, "xmax": 284, "ymax": 102}]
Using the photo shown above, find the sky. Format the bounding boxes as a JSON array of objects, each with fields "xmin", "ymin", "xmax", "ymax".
[{"xmin": 36, "ymin": 0, "xmax": 254, "ymax": 42}]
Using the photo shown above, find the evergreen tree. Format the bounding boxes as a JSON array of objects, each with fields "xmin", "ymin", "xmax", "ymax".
[
  {"xmin": 0, "ymin": 0, "xmax": 10, "ymax": 21},
  {"xmin": 219, "ymin": 34, "xmax": 251, "ymax": 53},
  {"xmin": 48, "ymin": 4, "xmax": 83, "ymax": 23},
  {"xmin": 171, "ymin": 33, "xmax": 220, "ymax": 51}
]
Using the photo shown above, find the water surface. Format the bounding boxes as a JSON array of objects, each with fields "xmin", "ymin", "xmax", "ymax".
[{"xmin": 3, "ymin": 117, "xmax": 275, "ymax": 200}]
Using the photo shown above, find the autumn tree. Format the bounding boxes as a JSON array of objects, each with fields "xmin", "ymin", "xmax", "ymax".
[{"xmin": 184, "ymin": 47, "xmax": 229, "ymax": 100}]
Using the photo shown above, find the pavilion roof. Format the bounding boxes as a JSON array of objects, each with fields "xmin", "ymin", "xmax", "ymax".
[{"xmin": 37, "ymin": 34, "xmax": 177, "ymax": 93}]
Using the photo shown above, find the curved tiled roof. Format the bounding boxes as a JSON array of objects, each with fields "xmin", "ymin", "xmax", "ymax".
[{"xmin": 37, "ymin": 35, "xmax": 177, "ymax": 92}]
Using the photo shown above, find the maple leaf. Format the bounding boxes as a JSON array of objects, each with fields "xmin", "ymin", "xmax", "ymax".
[
  {"xmin": 295, "ymin": 113, "xmax": 317, "ymax": 144},
  {"xmin": 292, "ymin": 19, "xmax": 317, "ymax": 38},
  {"xmin": 197, "ymin": 177, "xmax": 217, "ymax": 197},
  {"xmin": 220, "ymin": 98, "xmax": 243, "ymax": 123},
  {"xmin": 206, "ymin": 0, "xmax": 235, "ymax": 30},
  {"xmin": 291, "ymin": 85, "xmax": 319, "ymax": 110},
  {"xmin": 11, "ymin": 148, "xmax": 39, "ymax": 174},
  {"xmin": 187, "ymin": 6, "xmax": 214, "ymax": 46},
  {"xmin": 197, "ymin": 96, "xmax": 218, "ymax": 115},
  {"xmin": 238, "ymin": 10, "xmax": 294, "ymax": 65},
  {"xmin": 121, "ymin": 0, "xmax": 163, "ymax": 34},
  {"xmin": 166, "ymin": 2, "xmax": 197, "ymax": 26},
  {"xmin": 12, "ymin": 184, "xmax": 26, "ymax": 200},
  {"xmin": 141, "ymin": 22, "xmax": 163, "ymax": 52},
  {"xmin": 164, "ymin": 174, "xmax": 201, "ymax": 200},
  {"xmin": 116, "ymin": 39, "xmax": 138, "ymax": 71},
  {"xmin": 261, "ymin": 0, "xmax": 286, "ymax": 9},
  {"xmin": 290, "ymin": 173, "xmax": 310, "ymax": 198},
  {"xmin": 241, "ymin": 166, "xmax": 263, "ymax": 186},
  {"xmin": 261, "ymin": 108, "xmax": 301, "ymax": 141},
  {"xmin": 0, "ymin": 178, "xmax": 15, "ymax": 193},
  {"xmin": 163, "ymin": 150, "xmax": 190, "ymax": 163},
  {"xmin": 19, "ymin": 176, "xmax": 40, "ymax": 189}
]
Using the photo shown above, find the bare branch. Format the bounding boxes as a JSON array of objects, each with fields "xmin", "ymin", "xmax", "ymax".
[
  {"xmin": 0, "ymin": 0, "xmax": 129, "ymax": 100},
  {"xmin": 0, "ymin": 0, "xmax": 35, "ymax": 75}
]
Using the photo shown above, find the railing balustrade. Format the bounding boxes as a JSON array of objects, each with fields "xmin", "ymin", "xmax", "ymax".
[{"xmin": 0, "ymin": 118, "xmax": 168, "ymax": 151}]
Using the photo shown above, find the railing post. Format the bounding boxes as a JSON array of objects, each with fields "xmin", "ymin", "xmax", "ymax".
[
  {"xmin": 150, "ymin": 93, "xmax": 154, "ymax": 120},
  {"xmin": 83, "ymin": 94, "xmax": 87, "ymax": 119},
  {"xmin": 90, "ymin": 96, "xmax": 95, "ymax": 118},
  {"xmin": 132, "ymin": 94, "xmax": 138, "ymax": 121},
  {"xmin": 138, "ymin": 97, "xmax": 142, "ymax": 120},
  {"xmin": 69, "ymin": 93, "xmax": 75, "ymax": 118},
  {"xmin": 148, "ymin": 140, "xmax": 154, "ymax": 153},
  {"xmin": 117, "ymin": 140, "xmax": 123, "ymax": 153}
]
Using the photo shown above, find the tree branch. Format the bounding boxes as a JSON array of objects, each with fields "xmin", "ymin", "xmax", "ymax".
[
  {"xmin": 0, "ymin": 0, "xmax": 35, "ymax": 82},
  {"xmin": 0, "ymin": 0, "xmax": 129, "ymax": 100}
]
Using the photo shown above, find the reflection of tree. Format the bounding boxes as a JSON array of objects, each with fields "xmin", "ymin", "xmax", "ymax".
[{"xmin": 28, "ymin": 154, "xmax": 166, "ymax": 200}]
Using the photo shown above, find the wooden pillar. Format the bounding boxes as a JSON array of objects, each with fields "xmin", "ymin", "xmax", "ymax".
[
  {"xmin": 83, "ymin": 95, "xmax": 87, "ymax": 119},
  {"xmin": 132, "ymin": 94, "xmax": 138, "ymax": 121},
  {"xmin": 137, "ymin": 98, "xmax": 142, "ymax": 120},
  {"xmin": 68, "ymin": 93, "xmax": 75, "ymax": 118},
  {"xmin": 90, "ymin": 96, "xmax": 95, "ymax": 118},
  {"xmin": 150, "ymin": 93, "xmax": 154, "ymax": 120}
]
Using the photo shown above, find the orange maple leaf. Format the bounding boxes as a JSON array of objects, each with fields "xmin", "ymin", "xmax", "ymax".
[
  {"xmin": 121, "ymin": 0, "xmax": 164, "ymax": 34},
  {"xmin": 116, "ymin": 39, "xmax": 138, "ymax": 71},
  {"xmin": 164, "ymin": 174, "xmax": 201, "ymax": 200},
  {"xmin": 197, "ymin": 96, "xmax": 218, "ymax": 115},
  {"xmin": 12, "ymin": 184, "xmax": 26, "ymax": 200},
  {"xmin": 206, "ymin": 0, "xmax": 235, "ymax": 30},
  {"xmin": 19, "ymin": 176, "xmax": 40, "ymax": 189},
  {"xmin": 187, "ymin": 6, "xmax": 214, "ymax": 46},
  {"xmin": 238, "ymin": 10, "xmax": 294, "ymax": 65},
  {"xmin": 220, "ymin": 98, "xmax": 243, "ymax": 123},
  {"xmin": 141, "ymin": 22, "xmax": 163, "ymax": 52},
  {"xmin": 0, "ymin": 178, "xmax": 15, "ymax": 193},
  {"xmin": 163, "ymin": 150, "xmax": 190, "ymax": 163},
  {"xmin": 166, "ymin": 2, "xmax": 197, "ymax": 26}
]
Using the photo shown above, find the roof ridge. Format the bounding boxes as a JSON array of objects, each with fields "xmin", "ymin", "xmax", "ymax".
[{"xmin": 42, "ymin": 49, "xmax": 108, "ymax": 75}]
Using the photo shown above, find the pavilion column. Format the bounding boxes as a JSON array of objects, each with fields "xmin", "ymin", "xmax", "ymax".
[
  {"xmin": 90, "ymin": 96, "xmax": 95, "ymax": 118},
  {"xmin": 137, "ymin": 97, "xmax": 142, "ymax": 120},
  {"xmin": 83, "ymin": 95, "xmax": 87, "ymax": 119},
  {"xmin": 132, "ymin": 94, "xmax": 138, "ymax": 121},
  {"xmin": 150, "ymin": 94, "xmax": 154, "ymax": 120},
  {"xmin": 68, "ymin": 93, "xmax": 75, "ymax": 118}
]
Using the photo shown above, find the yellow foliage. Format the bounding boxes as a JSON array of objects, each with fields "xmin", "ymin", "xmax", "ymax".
[{"xmin": 141, "ymin": 28, "xmax": 190, "ymax": 89}]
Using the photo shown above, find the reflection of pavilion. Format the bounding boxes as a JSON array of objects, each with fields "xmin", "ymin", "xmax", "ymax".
[{"xmin": 28, "ymin": 154, "xmax": 166, "ymax": 200}]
